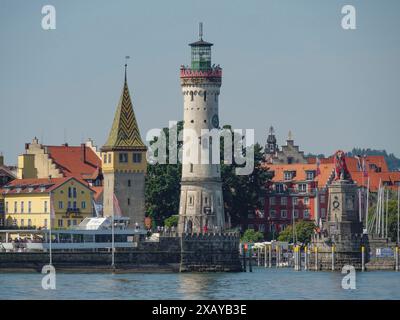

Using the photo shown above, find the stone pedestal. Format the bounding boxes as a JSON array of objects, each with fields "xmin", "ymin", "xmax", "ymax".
[{"xmin": 312, "ymin": 180, "xmax": 368, "ymax": 270}]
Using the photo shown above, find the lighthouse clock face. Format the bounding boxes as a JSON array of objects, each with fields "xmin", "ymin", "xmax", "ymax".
[{"xmin": 211, "ymin": 114, "xmax": 219, "ymax": 128}]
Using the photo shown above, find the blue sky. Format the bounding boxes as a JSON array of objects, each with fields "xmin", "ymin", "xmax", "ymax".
[{"xmin": 1, "ymin": 0, "xmax": 400, "ymax": 164}]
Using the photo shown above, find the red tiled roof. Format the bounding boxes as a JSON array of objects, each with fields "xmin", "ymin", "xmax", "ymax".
[
  {"xmin": 1, "ymin": 177, "xmax": 94, "ymax": 195},
  {"xmin": 263, "ymin": 163, "xmax": 335, "ymax": 187},
  {"xmin": 46, "ymin": 145, "xmax": 101, "ymax": 179},
  {"xmin": 275, "ymin": 155, "xmax": 400, "ymax": 191}
]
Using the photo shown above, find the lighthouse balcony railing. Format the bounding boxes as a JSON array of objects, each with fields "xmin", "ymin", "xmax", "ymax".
[{"xmin": 180, "ymin": 66, "xmax": 222, "ymax": 78}]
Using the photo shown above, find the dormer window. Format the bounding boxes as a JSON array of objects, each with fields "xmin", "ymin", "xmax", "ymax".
[
  {"xmin": 284, "ymin": 171, "xmax": 294, "ymax": 181},
  {"xmin": 306, "ymin": 171, "xmax": 315, "ymax": 181}
]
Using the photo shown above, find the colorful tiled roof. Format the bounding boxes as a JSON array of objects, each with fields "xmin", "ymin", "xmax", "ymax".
[
  {"xmin": 102, "ymin": 72, "xmax": 146, "ymax": 151},
  {"xmin": 46, "ymin": 145, "xmax": 101, "ymax": 179},
  {"xmin": 264, "ymin": 163, "xmax": 335, "ymax": 188}
]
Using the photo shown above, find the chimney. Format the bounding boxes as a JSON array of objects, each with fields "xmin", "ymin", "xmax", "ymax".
[
  {"xmin": 81, "ymin": 143, "xmax": 86, "ymax": 163},
  {"xmin": 0, "ymin": 153, "xmax": 3, "ymax": 166}
]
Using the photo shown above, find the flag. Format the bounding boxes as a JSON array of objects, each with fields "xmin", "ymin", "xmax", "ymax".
[
  {"xmin": 355, "ymin": 155, "xmax": 362, "ymax": 171},
  {"xmin": 316, "ymin": 157, "xmax": 321, "ymax": 176},
  {"xmin": 113, "ymin": 193, "xmax": 122, "ymax": 217}
]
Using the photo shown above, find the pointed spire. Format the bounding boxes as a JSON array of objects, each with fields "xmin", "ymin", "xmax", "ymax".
[{"xmin": 102, "ymin": 65, "xmax": 146, "ymax": 152}]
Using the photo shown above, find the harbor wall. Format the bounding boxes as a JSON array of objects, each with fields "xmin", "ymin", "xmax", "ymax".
[{"xmin": 0, "ymin": 234, "xmax": 242, "ymax": 272}]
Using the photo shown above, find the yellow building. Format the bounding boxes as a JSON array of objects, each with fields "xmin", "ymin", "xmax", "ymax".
[{"xmin": 1, "ymin": 177, "xmax": 94, "ymax": 229}]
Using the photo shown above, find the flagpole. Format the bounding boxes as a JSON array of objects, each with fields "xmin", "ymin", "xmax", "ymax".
[
  {"xmin": 365, "ymin": 177, "xmax": 370, "ymax": 233},
  {"xmin": 49, "ymin": 192, "xmax": 53, "ymax": 266},
  {"xmin": 397, "ymin": 186, "xmax": 399, "ymax": 245},
  {"xmin": 111, "ymin": 195, "xmax": 115, "ymax": 269}
]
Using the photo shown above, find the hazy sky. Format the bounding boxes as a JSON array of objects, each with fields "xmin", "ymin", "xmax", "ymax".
[{"xmin": 1, "ymin": 0, "xmax": 400, "ymax": 165}]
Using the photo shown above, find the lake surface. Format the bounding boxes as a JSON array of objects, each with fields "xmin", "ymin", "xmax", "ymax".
[{"xmin": 0, "ymin": 268, "xmax": 399, "ymax": 300}]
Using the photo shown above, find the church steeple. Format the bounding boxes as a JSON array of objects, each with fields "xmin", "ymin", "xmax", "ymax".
[{"xmin": 102, "ymin": 66, "xmax": 146, "ymax": 152}]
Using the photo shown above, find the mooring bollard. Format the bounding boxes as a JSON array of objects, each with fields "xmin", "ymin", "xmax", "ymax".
[
  {"xmin": 276, "ymin": 246, "xmax": 280, "ymax": 268},
  {"xmin": 396, "ymin": 247, "xmax": 399, "ymax": 272},
  {"xmin": 304, "ymin": 246, "xmax": 308, "ymax": 271},
  {"xmin": 264, "ymin": 245, "xmax": 267, "ymax": 268},
  {"xmin": 314, "ymin": 246, "xmax": 318, "ymax": 271},
  {"xmin": 248, "ymin": 246, "xmax": 253, "ymax": 272},
  {"xmin": 361, "ymin": 246, "xmax": 365, "ymax": 272},
  {"xmin": 242, "ymin": 244, "xmax": 247, "ymax": 272},
  {"xmin": 331, "ymin": 245, "xmax": 335, "ymax": 271},
  {"xmin": 269, "ymin": 245, "xmax": 272, "ymax": 268}
]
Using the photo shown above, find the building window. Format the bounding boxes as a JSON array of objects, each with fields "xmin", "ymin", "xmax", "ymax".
[
  {"xmin": 306, "ymin": 171, "xmax": 315, "ymax": 180},
  {"xmin": 133, "ymin": 153, "xmax": 142, "ymax": 163},
  {"xmin": 68, "ymin": 187, "xmax": 72, "ymax": 198},
  {"xmin": 275, "ymin": 184, "xmax": 285, "ymax": 193},
  {"xmin": 20, "ymin": 219, "xmax": 24, "ymax": 227},
  {"xmin": 292, "ymin": 197, "xmax": 298, "ymax": 206},
  {"xmin": 21, "ymin": 201, "xmax": 24, "ymax": 213},
  {"xmin": 190, "ymin": 91, "xmax": 194, "ymax": 101},
  {"xmin": 281, "ymin": 210, "xmax": 287, "ymax": 218},
  {"xmin": 81, "ymin": 201, "xmax": 86, "ymax": 209},
  {"xmin": 304, "ymin": 197, "xmax": 309, "ymax": 205},
  {"xmin": 320, "ymin": 195, "xmax": 326, "ymax": 204},
  {"xmin": 103, "ymin": 154, "xmax": 107, "ymax": 164},
  {"xmin": 259, "ymin": 224, "xmax": 265, "ymax": 232},
  {"xmin": 28, "ymin": 219, "xmax": 32, "ymax": 227},
  {"xmin": 284, "ymin": 171, "xmax": 292, "ymax": 180},
  {"xmin": 127, "ymin": 198, "xmax": 130, "ymax": 206},
  {"xmin": 73, "ymin": 220, "xmax": 77, "ymax": 226},
  {"xmin": 293, "ymin": 210, "xmax": 299, "ymax": 218},
  {"xmin": 281, "ymin": 197, "xmax": 287, "ymax": 205},
  {"xmin": 190, "ymin": 163, "xmax": 193, "ymax": 173},
  {"xmin": 128, "ymin": 180, "xmax": 131, "ymax": 187},
  {"xmin": 321, "ymin": 208, "xmax": 326, "ymax": 218},
  {"xmin": 304, "ymin": 209, "xmax": 310, "ymax": 219},
  {"xmin": 73, "ymin": 201, "xmax": 77, "ymax": 209},
  {"xmin": 298, "ymin": 184, "xmax": 307, "ymax": 193},
  {"xmin": 14, "ymin": 201, "xmax": 17, "ymax": 213},
  {"xmin": 68, "ymin": 201, "xmax": 72, "ymax": 209},
  {"xmin": 108, "ymin": 154, "xmax": 111, "ymax": 163},
  {"xmin": 188, "ymin": 196, "xmax": 194, "ymax": 206},
  {"xmin": 58, "ymin": 219, "xmax": 63, "ymax": 227},
  {"xmin": 204, "ymin": 197, "xmax": 208, "ymax": 205},
  {"xmin": 67, "ymin": 220, "xmax": 71, "ymax": 227},
  {"xmin": 44, "ymin": 201, "xmax": 48, "ymax": 213},
  {"xmin": 204, "ymin": 91, "xmax": 207, "ymax": 101},
  {"xmin": 248, "ymin": 224, "xmax": 254, "ymax": 230},
  {"xmin": 119, "ymin": 153, "xmax": 128, "ymax": 163},
  {"xmin": 73, "ymin": 188, "xmax": 77, "ymax": 198},
  {"xmin": 269, "ymin": 197, "xmax": 275, "ymax": 206},
  {"xmin": 58, "ymin": 201, "xmax": 63, "ymax": 209},
  {"xmin": 28, "ymin": 201, "xmax": 32, "ymax": 213},
  {"xmin": 270, "ymin": 210, "xmax": 276, "ymax": 218},
  {"xmin": 5, "ymin": 202, "xmax": 8, "ymax": 213}
]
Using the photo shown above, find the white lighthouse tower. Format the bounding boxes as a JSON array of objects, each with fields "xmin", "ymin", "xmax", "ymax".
[{"xmin": 178, "ymin": 23, "xmax": 225, "ymax": 234}]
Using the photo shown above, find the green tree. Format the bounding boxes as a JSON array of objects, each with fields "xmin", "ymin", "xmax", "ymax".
[
  {"xmin": 145, "ymin": 122, "xmax": 183, "ymax": 226},
  {"xmin": 164, "ymin": 215, "xmax": 179, "ymax": 228},
  {"xmin": 241, "ymin": 229, "xmax": 264, "ymax": 243},
  {"xmin": 277, "ymin": 221, "xmax": 316, "ymax": 244},
  {"xmin": 220, "ymin": 126, "xmax": 272, "ymax": 227}
]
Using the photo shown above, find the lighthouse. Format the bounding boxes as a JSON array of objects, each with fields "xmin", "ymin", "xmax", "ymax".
[{"xmin": 178, "ymin": 23, "xmax": 225, "ymax": 234}]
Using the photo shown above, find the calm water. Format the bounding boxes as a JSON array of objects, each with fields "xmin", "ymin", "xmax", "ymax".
[{"xmin": 0, "ymin": 268, "xmax": 399, "ymax": 300}]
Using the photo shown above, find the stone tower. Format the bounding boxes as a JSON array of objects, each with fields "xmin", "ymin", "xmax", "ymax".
[
  {"xmin": 101, "ymin": 66, "xmax": 147, "ymax": 227},
  {"xmin": 178, "ymin": 24, "xmax": 225, "ymax": 234},
  {"xmin": 265, "ymin": 126, "xmax": 278, "ymax": 156}
]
